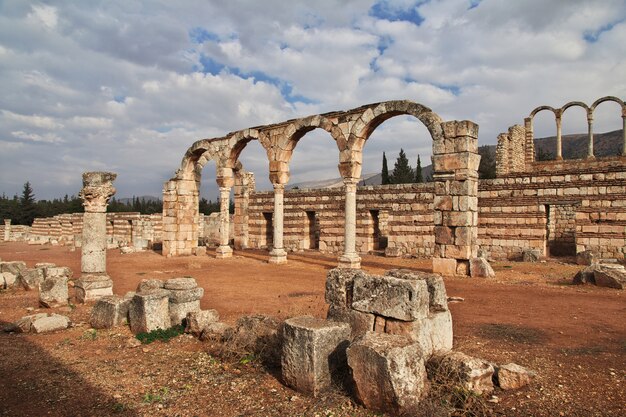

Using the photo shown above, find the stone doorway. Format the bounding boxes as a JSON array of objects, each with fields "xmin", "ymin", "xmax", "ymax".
[
  {"xmin": 304, "ymin": 211, "xmax": 319, "ymax": 250},
  {"xmin": 263, "ymin": 212, "xmax": 273, "ymax": 249},
  {"xmin": 545, "ymin": 203, "xmax": 577, "ymax": 256}
]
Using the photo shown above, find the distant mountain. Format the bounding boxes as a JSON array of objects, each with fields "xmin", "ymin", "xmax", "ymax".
[
  {"xmin": 534, "ymin": 129, "xmax": 623, "ymax": 159},
  {"xmin": 115, "ymin": 195, "xmax": 160, "ymax": 204}
]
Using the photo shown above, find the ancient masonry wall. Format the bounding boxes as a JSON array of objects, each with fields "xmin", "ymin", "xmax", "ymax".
[{"xmin": 247, "ymin": 183, "xmax": 435, "ymax": 257}]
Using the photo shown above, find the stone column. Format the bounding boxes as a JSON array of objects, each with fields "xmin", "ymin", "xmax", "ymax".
[
  {"xmin": 432, "ymin": 121, "xmax": 481, "ymax": 277},
  {"xmin": 215, "ymin": 186, "xmax": 233, "ymax": 258},
  {"xmin": 524, "ymin": 117, "xmax": 535, "ymax": 164},
  {"xmin": 338, "ymin": 178, "xmax": 361, "ymax": 269},
  {"xmin": 555, "ymin": 110, "xmax": 563, "ymax": 160},
  {"xmin": 75, "ymin": 172, "xmax": 116, "ymax": 303},
  {"xmin": 3, "ymin": 219, "xmax": 11, "ymax": 241},
  {"xmin": 622, "ymin": 114, "xmax": 626, "ymax": 156},
  {"xmin": 268, "ymin": 183, "xmax": 287, "ymax": 264},
  {"xmin": 587, "ymin": 113, "xmax": 594, "ymax": 159}
]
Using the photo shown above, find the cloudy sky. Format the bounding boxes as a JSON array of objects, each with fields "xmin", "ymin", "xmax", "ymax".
[{"xmin": 1, "ymin": 0, "xmax": 625, "ymax": 201}]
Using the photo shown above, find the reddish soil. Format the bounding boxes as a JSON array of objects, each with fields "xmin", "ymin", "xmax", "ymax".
[{"xmin": 0, "ymin": 241, "xmax": 624, "ymax": 416}]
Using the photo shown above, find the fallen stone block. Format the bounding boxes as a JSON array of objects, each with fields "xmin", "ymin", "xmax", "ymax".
[
  {"xmin": 39, "ymin": 276, "xmax": 69, "ymax": 308},
  {"xmin": 325, "ymin": 268, "xmax": 366, "ymax": 309},
  {"xmin": 576, "ymin": 250, "xmax": 596, "ymax": 266},
  {"xmin": 120, "ymin": 246, "xmax": 134, "ymax": 254},
  {"xmin": 90, "ymin": 295, "xmax": 131, "ymax": 329},
  {"xmin": 1, "ymin": 271, "xmax": 16, "ymax": 289},
  {"xmin": 495, "ymin": 363, "xmax": 536, "ymax": 390},
  {"xmin": 573, "ymin": 265, "xmax": 596, "ymax": 285},
  {"xmin": 428, "ymin": 351, "xmax": 494, "ymax": 395},
  {"xmin": 74, "ymin": 275, "xmax": 113, "ymax": 303},
  {"xmin": 352, "ymin": 274, "xmax": 429, "ymax": 321},
  {"xmin": 385, "ymin": 269, "xmax": 448, "ymax": 312},
  {"xmin": 136, "ymin": 279, "xmax": 164, "ymax": 292},
  {"xmin": 12, "ymin": 313, "xmax": 71, "ymax": 333},
  {"xmin": 1, "ymin": 261, "xmax": 26, "ymax": 276},
  {"xmin": 164, "ymin": 277, "xmax": 198, "ymax": 290},
  {"xmin": 384, "ymin": 309, "xmax": 453, "ymax": 358},
  {"xmin": 327, "ymin": 306, "xmax": 375, "ymax": 339},
  {"xmin": 282, "ymin": 316, "xmax": 350, "ymax": 397},
  {"xmin": 168, "ymin": 282, "xmax": 203, "ymax": 326},
  {"xmin": 129, "ymin": 290, "xmax": 171, "ymax": 334},
  {"xmin": 168, "ymin": 287, "xmax": 203, "ymax": 303},
  {"xmin": 34, "ymin": 262, "xmax": 56, "ymax": 269},
  {"xmin": 593, "ymin": 265, "xmax": 626, "ymax": 289},
  {"xmin": 199, "ymin": 322, "xmax": 231, "ymax": 341},
  {"xmin": 185, "ymin": 309, "xmax": 220, "ymax": 336},
  {"xmin": 347, "ymin": 332, "xmax": 428, "ymax": 415},
  {"xmin": 469, "ymin": 257, "xmax": 495, "ymax": 278},
  {"xmin": 522, "ymin": 249, "xmax": 541, "ymax": 263},
  {"xmin": 18, "ymin": 268, "xmax": 45, "ymax": 291},
  {"xmin": 44, "ymin": 266, "xmax": 72, "ymax": 279}
]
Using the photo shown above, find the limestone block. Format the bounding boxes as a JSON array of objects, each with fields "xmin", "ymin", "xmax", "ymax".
[
  {"xmin": 385, "ymin": 269, "xmax": 448, "ymax": 312},
  {"xmin": 495, "ymin": 363, "xmax": 536, "ymax": 390},
  {"xmin": 164, "ymin": 277, "xmax": 197, "ymax": 290},
  {"xmin": 18, "ymin": 268, "xmax": 45, "ymax": 291},
  {"xmin": 326, "ymin": 306, "xmax": 375, "ymax": 339},
  {"xmin": 576, "ymin": 250, "xmax": 597, "ymax": 266},
  {"xmin": 136, "ymin": 279, "xmax": 164, "ymax": 292},
  {"xmin": 352, "ymin": 274, "xmax": 429, "ymax": 321},
  {"xmin": 324, "ymin": 268, "xmax": 366, "ymax": 308},
  {"xmin": 12, "ymin": 313, "xmax": 70, "ymax": 334},
  {"xmin": 34, "ymin": 262, "xmax": 56, "ymax": 269},
  {"xmin": 1, "ymin": 272, "xmax": 16, "ymax": 288},
  {"xmin": 169, "ymin": 300, "xmax": 201, "ymax": 326},
  {"xmin": 1, "ymin": 261, "xmax": 26, "ymax": 276},
  {"xmin": 469, "ymin": 257, "xmax": 495, "ymax": 278},
  {"xmin": 74, "ymin": 275, "xmax": 113, "ymax": 303},
  {"xmin": 129, "ymin": 290, "xmax": 171, "ymax": 334},
  {"xmin": 428, "ymin": 352, "xmax": 494, "ymax": 395},
  {"xmin": 572, "ymin": 265, "xmax": 596, "ymax": 285},
  {"xmin": 593, "ymin": 266, "xmax": 626, "ymax": 289},
  {"xmin": 185, "ymin": 309, "xmax": 220, "ymax": 336},
  {"xmin": 39, "ymin": 276, "xmax": 69, "ymax": 308},
  {"xmin": 168, "ymin": 287, "xmax": 204, "ymax": 304},
  {"xmin": 347, "ymin": 332, "xmax": 428, "ymax": 415},
  {"xmin": 522, "ymin": 248, "xmax": 542, "ymax": 262},
  {"xmin": 433, "ymin": 257, "xmax": 457, "ymax": 275},
  {"xmin": 281, "ymin": 316, "xmax": 350, "ymax": 397},
  {"xmin": 434, "ymin": 226, "xmax": 453, "ymax": 245},
  {"xmin": 90, "ymin": 295, "xmax": 131, "ymax": 329}
]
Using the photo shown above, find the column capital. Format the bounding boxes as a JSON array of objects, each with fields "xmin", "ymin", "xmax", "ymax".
[
  {"xmin": 79, "ymin": 171, "xmax": 116, "ymax": 213},
  {"xmin": 272, "ymin": 183, "xmax": 285, "ymax": 192}
]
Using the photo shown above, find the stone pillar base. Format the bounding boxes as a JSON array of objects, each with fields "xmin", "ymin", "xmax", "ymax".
[
  {"xmin": 432, "ymin": 258, "xmax": 458, "ymax": 276},
  {"xmin": 269, "ymin": 248, "xmax": 287, "ymax": 264},
  {"xmin": 215, "ymin": 245, "xmax": 233, "ymax": 259},
  {"xmin": 75, "ymin": 274, "xmax": 113, "ymax": 303},
  {"xmin": 338, "ymin": 254, "xmax": 361, "ymax": 269}
]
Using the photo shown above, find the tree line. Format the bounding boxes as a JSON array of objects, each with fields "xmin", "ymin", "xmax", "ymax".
[
  {"xmin": 381, "ymin": 146, "xmax": 496, "ymax": 184},
  {"xmin": 0, "ymin": 182, "xmax": 228, "ymax": 226}
]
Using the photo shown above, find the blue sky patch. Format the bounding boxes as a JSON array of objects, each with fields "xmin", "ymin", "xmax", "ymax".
[
  {"xmin": 468, "ymin": 0, "xmax": 482, "ymax": 10},
  {"xmin": 198, "ymin": 54, "xmax": 225, "ymax": 75},
  {"xmin": 189, "ymin": 27, "xmax": 220, "ymax": 44},
  {"xmin": 369, "ymin": 1, "xmax": 425, "ymax": 26},
  {"xmin": 583, "ymin": 19, "xmax": 623, "ymax": 43}
]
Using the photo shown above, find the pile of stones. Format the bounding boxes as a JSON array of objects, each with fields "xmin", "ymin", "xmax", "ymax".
[
  {"xmin": 573, "ymin": 261, "xmax": 626, "ymax": 289},
  {"xmin": 280, "ymin": 268, "xmax": 534, "ymax": 415},
  {"xmin": 90, "ymin": 277, "xmax": 206, "ymax": 334}
]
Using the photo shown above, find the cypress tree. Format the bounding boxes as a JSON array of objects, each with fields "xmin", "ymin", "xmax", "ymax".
[
  {"xmin": 381, "ymin": 152, "xmax": 390, "ymax": 185},
  {"xmin": 415, "ymin": 154, "xmax": 423, "ymax": 183},
  {"xmin": 390, "ymin": 148, "xmax": 414, "ymax": 184},
  {"xmin": 19, "ymin": 181, "xmax": 37, "ymax": 225}
]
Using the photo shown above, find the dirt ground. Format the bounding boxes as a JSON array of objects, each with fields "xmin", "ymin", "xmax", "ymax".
[{"xmin": 0, "ymin": 241, "xmax": 624, "ymax": 417}]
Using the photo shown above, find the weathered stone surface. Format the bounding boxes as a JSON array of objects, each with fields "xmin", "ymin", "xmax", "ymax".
[
  {"xmin": 1, "ymin": 272, "xmax": 16, "ymax": 288},
  {"xmin": 384, "ymin": 247, "xmax": 401, "ymax": 257},
  {"xmin": 185, "ymin": 309, "xmax": 220, "ymax": 335},
  {"xmin": 325, "ymin": 268, "xmax": 366, "ymax": 308},
  {"xmin": 385, "ymin": 269, "xmax": 448, "ymax": 312},
  {"xmin": 168, "ymin": 287, "xmax": 204, "ymax": 304},
  {"xmin": 169, "ymin": 300, "xmax": 201, "ymax": 326},
  {"xmin": 199, "ymin": 322, "xmax": 231, "ymax": 341},
  {"xmin": 34, "ymin": 262, "xmax": 56, "ymax": 269},
  {"xmin": 223, "ymin": 314, "xmax": 282, "ymax": 366},
  {"xmin": 44, "ymin": 266, "xmax": 72, "ymax": 279},
  {"xmin": 1, "ymin": 261, "xmax": 26, "ymax": 276},
  {"xmin": 469, "ymin": 257, "xmax": 495, "ymax": 278},
  {"xmin": 495, "ymin": 363, "xmax": 536, "ymax": 390},
  {"xmin": 281, "ymin": 316, "xmax": 350, "ymax": 397},
  {"xmin": 39, "ymin": 276, "xmax": 69, "ymax": 308},
  {"xmin": 164, "ymin": 277, "xmax": 198, "ymax": 290},
  {"xmin": 576, "ymin": 250, "xmax": 597, "ymax": 266},
  {"xmin": 129, "ymin": 289, "xmax": 171, "ymax": 334},
  {"xmin": 18, "ymin": 268, "xmax": 45, "ymax": 290},
  {"xmin": 384, "ymin": 310, "xmax": 453, "ymax": 357},
  {"xmin": 428, "ymin": 352, "xmax": 494, "ymax": 395},
  {"xmin": 136, "ymin": 279, "xmax": 164, "ymax": 292},
  {"xmin": 326, "ymin": 306, "xmax": 375, "ymax": 339},
  {"xmin": 352, "ymin": 274, "xmax": 429, "ymax": 321},
  {"xmin": 74, "ymin": 275, "xmax": 113, "ymax": 303},
  {"xmin": 347, "ymin": 332, "xmax": 428, "ymax": 415},
  {"xmin": 522, "ymin": 249, "xmax": 542, "ymax": 263},
  {"xmin": 432, "ymin": 258, "xmax": 458, "ymax": 276},
  {"xmin": 573, "ymin": 265, "xmax": 596, "ymax": 285},
  {"xmin": 593, "ymin": 265, "xmax": 626, "ymax": 289},
  {"xmin": 12, "ymin": 313, "xmax": 71, "ymax": 334},
  {"xmin": 90, "ymin": 295, "xmax": 131, "ymax": 329}
]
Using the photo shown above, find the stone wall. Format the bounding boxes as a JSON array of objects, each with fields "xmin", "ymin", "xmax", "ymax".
[
  {"xmin": 247, "ymin": 183, "xmax": 435, "ymax": 257},
  {"xmin": 0, "ymin": 225, "xmax": 31, "ymax": 241}
]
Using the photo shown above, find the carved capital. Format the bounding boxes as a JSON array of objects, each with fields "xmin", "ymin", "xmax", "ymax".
[{"xmin": 79, "ymin": 171, "xmax": 117, "ymax": 213}]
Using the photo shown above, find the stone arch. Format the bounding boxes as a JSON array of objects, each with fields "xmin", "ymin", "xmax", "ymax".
[
  {"xmin": 562, "ymin": 101, "xmax": 590, "ymax": 116},
  {"xmin": 590, "ymin": 95, "xmax": 625, "ymax": 114}
]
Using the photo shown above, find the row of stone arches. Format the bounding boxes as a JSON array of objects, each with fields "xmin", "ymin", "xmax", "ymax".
[
  {"xmin": 527, "ymin": 96, "xmax": 626, "ymax": 160},
  {"xmin": 162, "ymin": 100, "xmax": 481, "ymax": 275}
]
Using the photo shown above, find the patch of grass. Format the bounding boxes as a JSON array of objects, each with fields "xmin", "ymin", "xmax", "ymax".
[
  {"xmin": 238, "ymin": 353, "xmax": 256, "ymax": 365},
  {"xmin": 478, "ymin": 323, "xmax": 547, "ymax": 345},
  {"xmin": 136, "ymin": 325, "xmax": 184, "ymax": 345},
  {"xmin": 561, "ymin": 346, "xmax": 605, "ymax": 356},
  {"xmin": 111, "ymin": 402, "xmax": 127, "ymax": 413},
  {"xmin": 81, "ymin": 329, "xmax": 97, "ymax": 341},
  {"xmin": 142, "ymin": 387, "xmax": 169, "ymax": 404}
]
